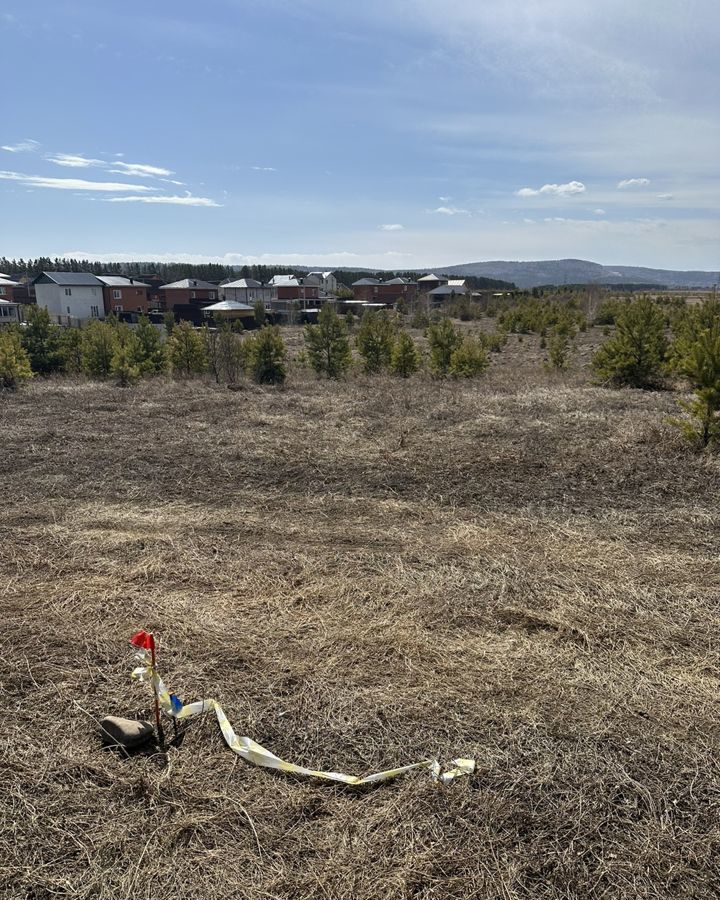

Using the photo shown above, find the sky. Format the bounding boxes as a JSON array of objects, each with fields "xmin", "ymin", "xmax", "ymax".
[{"xmin": 1, "ymin": 0, "xmax": 718, "ymax": 271}]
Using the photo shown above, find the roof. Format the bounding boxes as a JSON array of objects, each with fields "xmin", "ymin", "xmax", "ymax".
[
  {"xmin": 223, "ymin": 278, "xmax": 262, "ymax": 289},
  {"xmin": 0, "ymin": 298, "xmax": 19, "ymax": 305},
  {"xmin": 417, "ymin": 273, "xmax": 443, "ymax": 282},
  {"xmin": 203, "ymin": 299, "xmax": 254, "ymax": 312},
  {"xmin": 96, "ymin": 276, "xmax": 150, "ymax": 288},
  {"xmin": 160, "ymin": 278, "xmax": 219, "ymax": 290},
  {"xmin": 447, "ymin": 279, "xmax": 467, "ymax": 287},
  {"xmin": 429, "ymin": 285, "xmax": 466, "ymax": 295},
  {"xmin": 35, "ymin": 271, "xmax": 103, "ymax": 286},
  {"xmin": 268, "ymin": 275, "xmax": 299, "ymax": 286},
  {"xmin": 385, "ymin": 277, "xmax": 412, "ymax": 285},
  {"xmin": 0, "ymin": 277, "xmax": 19, "ymax": 287},
  {"xmin": 352, "ymin": 278, "xmax": 380, "ymax": 286},
  {"xmin": 308, "ymin": 271, "xmax": 334, "ymax": 278}
]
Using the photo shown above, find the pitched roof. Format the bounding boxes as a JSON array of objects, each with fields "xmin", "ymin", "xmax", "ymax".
[
  {"xmin": 417, "ymin": 273, "xmax": 443, "ymax": 282},
  {"xmin": 268, "ymin": 274, "xmax": 299, "ymax": 286},
  {"xmin": 0, "ymin": 277, "xmax": 19, "ymax": 287},
  {"xmin": 447, "ymin": 279, "xmax": 467, "ymax": 287},
  {"xmin": 160, "ymin": 278, "xmax": 218, "ymax": 290},
  {"xmin": 36, "ymin": 271, "xmax": 103, "ymax": 286},
  {"xmin": 308, "ymin": 271, "xmax": 335, "ymax": 278},
  {"xmin": 223, "ymin": 278, "xmax": 262, "ymax": 288},
  {"xmin": 429, "ymin": 284, "xmax": 466, "ymax": 295},
  {"xmin": 352, "ymin": 278, "xmax": 380, "ymax": 286},
  {"xmin": 96, "ymin": 276, "xmax": 150, "ymax": 288},
  {"xmin": 385, "ymin": 277, "xmax": 412, "ymax": 285},
  {"xmin": 203, "ymin": 299, "xmax": 254, "ymax": 311}
]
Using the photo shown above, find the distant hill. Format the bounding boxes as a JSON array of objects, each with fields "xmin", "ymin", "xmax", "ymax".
[{"xmin": 430, "ymin": 259, "xmax": 719, "ymax": 290}]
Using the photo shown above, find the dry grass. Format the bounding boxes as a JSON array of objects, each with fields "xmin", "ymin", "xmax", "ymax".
[{"xmin": 2, "ymin": 328, "xmax": 720, "ymax": 899}]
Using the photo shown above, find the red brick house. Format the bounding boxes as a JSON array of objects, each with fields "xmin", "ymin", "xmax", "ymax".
[
  {"xmin": 97, "ymin": 276, "xmax": 152, "ymax": 315},
  {"xmin": 0, "ymin": 277, "xmax": 18, "ymax": 303},
  {"xmin": 351, "ymin": 277, "xmax": 417, "ymax": 306},
  {"xmin": 159, "ymin": 278, "xmax": 219, "ymax": 311}
]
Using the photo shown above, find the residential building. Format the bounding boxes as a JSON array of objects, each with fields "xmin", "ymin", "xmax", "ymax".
[
  {"xmin": 221, "ymin": 278, "xmax": 272, "ymax": 306},
  {"xmin": 159, "ymin": 278, "xmax": 219, "ymax": 311},
  {"xmin": 351, "ymin": 277, "xmax": 417, "ymax": 306},
  {"xmin": 202, "ymin": 298, "xmax": 255, "ymax": 324},
  {"xmin": 33, "ymin": 272, "xmax": 105, "ymax": 323},
  {"xmin": 428, "ymin": 284, "xmax": 468, "ymax": 305},
  {"xmin": 0, "ymin": 298, "xmax": 21, "ymax": 325},
  {"xmin": 266, "ymin": 274, "xmax": 320, "ymax": 320},
  {"xmin": 97, "ymin": 276, "xmax": 152, "ymax": 315},
  {"xmin": 0, "ymin": 277, "xmax": 19, "ymax": 303},
  {"xmin": 307, "ymin": 271, "xmax": 338, "ymax": 295}
]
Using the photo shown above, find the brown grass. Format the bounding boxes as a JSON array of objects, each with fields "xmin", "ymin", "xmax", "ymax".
[{"xmin": 2, "ymin": 327, "xmax": 720, "ymax": 899}]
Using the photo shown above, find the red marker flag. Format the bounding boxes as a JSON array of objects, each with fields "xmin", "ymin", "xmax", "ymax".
[{"xmin": 130, "ymin": 630, "xmax": 155, "ymax": 652}]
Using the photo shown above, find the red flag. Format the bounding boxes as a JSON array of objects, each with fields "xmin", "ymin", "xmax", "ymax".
[{"xmin": 130, "ymin": 630, "xmax": 155, "ymax": 651}]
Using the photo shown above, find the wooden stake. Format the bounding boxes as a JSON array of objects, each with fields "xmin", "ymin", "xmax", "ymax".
[{"xmin": 149, "ymin": 632, "xmax": 165, "ymax": 751}]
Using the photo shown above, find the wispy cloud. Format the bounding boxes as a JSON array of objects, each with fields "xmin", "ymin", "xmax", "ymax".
[
  {"xmin": 657, "ymin": 193, "xmax": 674, "ymax": 201},
  {"xmin": 47, "ymin": 153, "xmax": 174, "ymax": 178},
  {"xmin": 1, "ymin": 139, "xmax": 40, "ymax": 153},
  {"xmin": 593, "ymin": 208, "xmax": 606, "ymax": 215},
  {"xmin": 617, "ymin": 177, "xmax": 650, "ymax": 188},
  {"xmin": 110, "ymin": 161, "xmax": 174, "ymax": 177},
  {"xmin": 379, "ymin": 223, "xmax": 404, "ymax": 231},
  {"xmin": 516, "ymin": 181, "xmax": 586, "ymax": 197},
  {"xmin": 433, "ymin": 205, "xmax": 470, "ymax": 215},
  {"xmin": 251, "ymin": 166, "xmax": 277, "ymax": 172},
  {"xmin": 47, "ymin": 153, "xmax": 104, "ymax": 168},
  {"xmin": 104, "ymin": 194, "xmax": 220, "ymax": 207},
  {"xmin": 0, "ymin": 170, "xmax": 155, "ymax": 192}
]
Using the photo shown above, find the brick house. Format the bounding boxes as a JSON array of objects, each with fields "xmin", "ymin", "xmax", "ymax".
[
  {"xmin": 97, "ymin": 276, "xmax": 152, "ymax": 315},
  {"xmin": 159, "ymin": 278, "xmax": 219, "ymax": 312},
  {"xmin": 0, "ymin": 276, "xmax": 18, "ymax": 303},
  {"xmin": 351, "ymin": 277, "xmax": 416, "ymax": 306}
]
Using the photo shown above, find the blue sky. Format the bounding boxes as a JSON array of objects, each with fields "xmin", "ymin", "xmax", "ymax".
[{"xmin": 1, "ymin": 0, "xmax": 718, "ymax": 270}]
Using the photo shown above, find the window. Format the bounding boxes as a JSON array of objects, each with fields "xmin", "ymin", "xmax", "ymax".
[
  {"xmin": 67, "ymin": 306, "xmax": 71, "ymax": 315},
  {"xmin": 114, "ymin": 305, "xmax": 123, "ymax": 313},
  {"xmin": 90, "ymin": 305, "xmax": 99, "ymax": 318},
  {"xmin": 190, "ymin": 291, "xmax": 196, "ymax": 299},
  {"xmin": 0, "ymin": 306, "xmax": 8, "ymax": 317},
  {"xmin": 0, "ymin": 286, "xmax": 5, "ymax": 295},
  {"xmin": 65, "ymin": 288, "xmax": 72, "ymax": 296},
  {"xmin": 209, "ymin": 291, "xmax": 216, "ymax": 299},
  {"xmin": 113, "ymin": 289, "xmax": 122, "ymax": 300}
]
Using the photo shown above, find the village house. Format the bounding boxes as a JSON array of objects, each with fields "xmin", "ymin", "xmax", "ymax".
[
  {"xmin": 0, "ymin": 276, "xmax": 19, "ymax": 303},
  {"xmin": 97, "ymin": 275, "xmax": 152, "ymax": 316},
  {"xmin": 306, "ymin": 271, "xmax": 338, "ymax": 295},
  {"xmin": 33, "ymin": 272, "xmax": 105, "ymax": 323},
  {"xmin": 351, "ymin": 277, "xmax": 417, "ymax": 307},
  {"xmin": 202, "ymin": 298, "xmax": 255, "ymax": 325},
  {"xmin": 159, "ymin": 278, "xmax": 219, "ymax": 311},
  {"xmin": 0, "ymin": 298, "xmax": 21, "ymax": 325},
  {"xmin": 220, "ymin": 278, "xmax": 272, "ymax": 306}
]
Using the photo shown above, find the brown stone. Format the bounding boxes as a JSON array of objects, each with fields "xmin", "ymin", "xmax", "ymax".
[{"xmin": 100, "ymin": 715, "xmax": 154, "ymax": 748}]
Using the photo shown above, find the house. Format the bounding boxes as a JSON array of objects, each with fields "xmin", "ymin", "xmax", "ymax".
[
  {"xmin": 33, "ymin": 272, "xmax": 105, "ymax": 323},
  {"xmin": 0, "ymin": 276, "xmax": 19, "ymax": 303},
  {"xmin": 267, "ymin": 275, "xmax": 320, "ymax": 319},
  {"xmin": 159, "ymin": 278, "xmax": 219, "ymax": 311},
  {"xmin": 307, "ymin": 271, "xmax": 338, "ymax": 295},
  {"xmin": 351, "ymin": 277, "xmax": 417, "ymax": 306},
  {"xmin": 0, "ymin": 298, "xmax": 21, "ymax": 325},
  {"xmin": 220, "ymin": 278, "xmax": 272, "ymax": 306},
  {"xmin": 96, "ymin": 276, "xmax": 152, "ymax": 316},
  {"xmin": 428, "ymin": 284, "xmax": 468, "ymax": 305}
]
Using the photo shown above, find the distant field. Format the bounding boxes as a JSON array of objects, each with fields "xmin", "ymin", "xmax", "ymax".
[{"xmin": 2, "ymin": 330, "xmax": 720, "ymax": 899}]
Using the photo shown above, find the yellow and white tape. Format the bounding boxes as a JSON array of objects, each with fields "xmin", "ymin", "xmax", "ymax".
[{"xmin": 131, "ymin": 650, "xmax": 474, "ymax": 785}]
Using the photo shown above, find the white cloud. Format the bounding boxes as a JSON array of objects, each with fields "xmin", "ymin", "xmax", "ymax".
[
  {"xmin": 47, "ymin": 153, "xmax": 104, "ymax": 168},
  {"xmin": 1, "ymin": 139, "xmax": 40, "ymax": 153},
  {"xmin": 110, "ymin": 161, "xmax": 174, "ymax": 177},
  {"xmin": 438, "ymin": 195, "xmax": 451, "ymax": 202},
  {"xmin": 47, "ymin": 153, "xmax": 173, "ymax": 177},
  {"xmin": 657, "ymin": 193, "xmax": 674, "ymax": 201},
  {"xmin": 593, "ymin": 208, "xmax": 606, "ymax": 215},
  {"xmin": 251, "ymin": 166, "xmax": 277, "ymax": 172},
  {"xmin": 517, "ymin": 181, "xmax": 586, "ymax": 197},
  {"xmin": 379, "ymin": 223, "xmax": 404, "ymax": 230},
  {"xmin": 617, "ymin": 177, "xmax": 651, "ymax": 188},
  {"xmin": 0, "ymin": 170, "xmax": 155, "ymax": 192},
  {"xmin": 433, "ymin": 205, "xmax": 470, "ymax": 215},
  {"xmin": 104, "ymin": 194, "xmax": 220, "ymax": 207}
]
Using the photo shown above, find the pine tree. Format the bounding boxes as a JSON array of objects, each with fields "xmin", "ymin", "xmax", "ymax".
[
  {"xmin": 110, "ymin": 342, "xmax": 140, "ymax": 387},
  {"xmin": 389, "ymin": 331, "xmax": 420, "ymax": 377},
  {"xmin": 449, "ymin": 336, "xmax": 490, "ymax": 378},
  {"xmin": 427, "ymin": 318, "xmax": 462, "ymax": 376},
  {"xmin": 133, "ymin": 315, "xmax": 166, "ymax": 375},
  {"xmin": 245, "ymin": 326, "xmax": 287, "ymax": 384},
  {"xmin": 356, "ymin": 310, "xmax": 396, "ymax": 373},
  {"xmin": 58, "ymin": 328, "xmax": 84, "ymax": 374},
  {"xmin": 670, "ymin": 312, "xmax": 720, "ymax": 448},
  {"xmin": 254, "ymin": 298, "xmax": 266, "ymax": 328},
  {"xmin": 168, "ymin": 321, "xmax": 207, "ymax": 377},
  {"xmin": 21, "ymin": 306, "xmax": 62, "ymax": 374},
  {"xmin": 592, "ymin": 297, "xmax": 668, "ymax": 388},
  {"xmin": 304, "ymin": 304, "xmax": 352, "ymax": 378},
  {"xmin": 0, "ymin": 329, "xmax": 33, "ymax": 389},
  {"xmin": 82, "ymin": 321, "xmax": 117, "ymax": 378},
  {"xmin": 217, "ymin": 325, "xmax": 245, "ymax": 383}
]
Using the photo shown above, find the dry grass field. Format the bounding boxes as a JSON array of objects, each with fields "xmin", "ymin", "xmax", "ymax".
[{"xmin": 2, "ymin": 327, "xmax": 720, "ymax": 899}]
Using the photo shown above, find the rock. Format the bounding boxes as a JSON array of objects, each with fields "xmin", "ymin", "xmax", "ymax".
[{"xmin": 100, "ymin": 715, "xmax": 154, "ymax": 749}]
